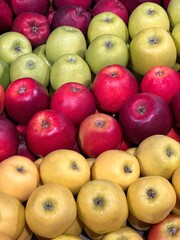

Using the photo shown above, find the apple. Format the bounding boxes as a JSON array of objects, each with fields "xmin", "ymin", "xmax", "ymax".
[
  {"xmin": 0, "ymin": 58, "xmax": 10, "ymax": 90},
  {"xmin": 25, "ymin": 109, "xmax": 76, "ymax": 157},
  {"xmin": 167, "ymin": 0, "xmax": 180, "ymax": 29},
  {"xmin": 45, "ymin": 25, "xmax": 87, "ymax": 65},
  {"xmin": 0, "ymin": 0, "xmax": 13, "ymax": 34},
  {"xmin": 91, "ymin": 0, "xmax": 129, "ymax": 25},
  {"xmin": 140, "ymin": 65, "xmax": 180, "ymax": 103},
  {"xmin": 147, "ymin": 214, "xmax": 180, "ymax": 240},
  {"xmin": 33, "ymin": 44, "xmax": 52, "ymax": 68},
  {"xmin": 87, "ymin": 11, "xmax": 129, "ymax": 43},
  {"xmin": 85, "ymin": 34, "xmax": 129, "ymax": 75},
  {"xmin": 162, "ymin": 0, "xmax": 171, "ymax": 9},
  {"xmin": 52, "ymin": 0, "xmax": 92, "ymax": 10},
  {"xmin": 9, "ymin": 0, "xmax": 50, "ymax": 16},
  {"xmin": 167, "ymin": 124, "xmax": 180, "ymax": 142},
  {"xmin": 0, "ymin": 31, "xmax": 32, "ymax": 65},
  {"xmin": 11, "ymin": 12, "xmax": 51, "ymax": 49},
  {"xmin": 92, "ymin": 64, "xmax": 139, "ymax": 113},
  {"xmin": 50, "ymin": 82, "xmax": 96, "ymax": 128},
  {"xmin": 172, "ymin": 22, "xmax": 180, "ymax": 59},
  {"xmin": 49, "ymin": 53, "xmax": 92, "ymax": 91},
  {"xmin": 78, "ymin": 112, "xmax": 124, "ymax": 158},
  {"xmin": 0, "ymin": 84, "xmax": 5, "ymax": 115},
  {"xmin": 129, "ymin": 27, "xmax": 177, "ymax": 76},
  {"xmin": 118, "ymin": 92, "xmax": 173, "ymax": 144},
  {"xmin": 10, "ymin": 52, "xmax": 50, "ymax": 87},
  {"xmin": 4, "ymin": 77, "xmax": 50, "ymax": 125},
  {"xmin": 0, "ymin": 115, "xmax": 19, "ymax": 162},
  {"xmin": 51, "ymin": 5, "xmax": 92, "ymax": 36},
  {"xmin": 171, "ymin": 91, "xmax": 180, "ymax": 128},
  {"xmin": 128, "ymin": 2, "xmax": 170, "ymax": 39}
]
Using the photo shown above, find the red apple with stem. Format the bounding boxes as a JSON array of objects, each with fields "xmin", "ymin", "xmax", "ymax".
[
  {"xmin": 25, "ymin": 109, "xmax": 76, "ymax": 157},
  {"xmin": 0, "ymin": 0, "xmax": 13, "ymax": 34},
  {"xmin": 11, "ymin": 12, "xmax": 51, "ymax": 49},
  {"xmin": 50, "ymin": 82, "xmax": 97, "ymax": 128},
  {"xmin": 78, "ymin": 112, "xmax": 124, "ymax": 158},
  {"xmin": 92, "ymin": 64, "xmax": 139, "ymax": 114},
  {"xmin": 52, "ymin": 0, "xmax": 92, "ymax": 10},
  {"xmin": 118, "ymin": 92, "xmax": 173, "ymax": 144},
  {"xmin": 171, "ymin": 91, "xmax": 180, "ymax": 128},
  {"xmin": 4, "ymin": 77, "xmax": 50, "ymax": 125}
]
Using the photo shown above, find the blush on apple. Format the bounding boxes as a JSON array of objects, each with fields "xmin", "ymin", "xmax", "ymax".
[
  {"xmin": 171, "ymin": 91, "xmax": 180, "ymax": 128},
  {"xmin": 4, "ymin": 77, "xmax": 50, "ymax": 125},
  {"xmin": 118, "ymin": 92, "xmax": 173, "ymax": 144},
  {"xmin": 50, "ymin": 82, "xmax": 97, "ymax": 128},
  {"xmin": 25, "ymin": 109, "xmax": 76, "ymax": 157},
  {"xmin": 52, "ymin": 0, "xmax": 92, "ymax": 10},
  {"xmin": 11, "ymin": 12, "xmax": 51, "ymax": 49},
  {"xmin": 0, "ymin": 0, "xmax": 13, "ymax": 34},
  {"xmin": 78, "ymin": 112, "xmax": 124, "ymax": 158}
]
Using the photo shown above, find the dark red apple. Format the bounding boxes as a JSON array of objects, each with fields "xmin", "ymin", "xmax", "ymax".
[
  {"xmin": 25, "ymin": 109, "xmax": 76, "ymax": 157},
  {"xmin": 91, "ymin": 0, "xmax": 129, "ymax": 24},
  {"xmin": 0, "ymin": 0, "xmax": 13, "ymax": 34},
  {"xmin": 167, "ymin": 124, "xmax": 180, "ymax": 142},
  {"xmin": 11, "ymin": 12, "xmax": 51, "ymax": 48},
  {"xmin": 92, "ymin": 64, "xmax": 139, "ymax": 114},
  {"xmin": 4, "ymin": 77, "xmax": 50, "ymax": 125},
  {"xmin": 51, "ymin": 5, "xmax": 92, "ymax": 35},
  {"xmin": 171, "ymin": 91, "xmax": 180, "ymax": 128},
  {"xmin": 50, "ymin": 82, "xmax": 96, "ymax": 128},
  {"xmin": 0, "ymin": 84, "xmax": 5, "ymax": 115},
  {"xmin": 0, "ymin": 115, "xmax": 19, "ymax": 162},
  {"xmin": 9, "ymin": 0, "xmax": 50, "ymax": 16},
  {"xmin": 52, "ymin": 0, "xmax": 92, "ymax": 10},
  {"xmin": 118, "ymin": 92, "xmax": 173, "ymax": 144},
  {"xmin": 78, "ymin": 112, "xmax": 124, "ymax": 158},
  {"xmin": 162, "ymin": 0, "xmax": 171, "ymax": 9}
]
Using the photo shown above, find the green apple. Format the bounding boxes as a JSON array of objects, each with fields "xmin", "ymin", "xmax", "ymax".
[
  {"xmin": 87, "ymin": 11, "xmax": 129, "ymax": 44},
  {"xmin": 85, "ymin": 34, "xmax": 129, "ymax": 75},
  {"xmin": 172, "ymin": 22, "xmax": 180, "ymax": 59},
  {"xmin": 129, "ymin": 27, "xmax": 177, "ymax": 76},
  {"xmin": 0, "ymin": 59, "xmax": 10, "ymax": 90},
  {"xmin": 50, "ymin": 53, "xmax": 92, "ymax": 91},
  {"xmin": 167, "ymin": 0, "xmax": 180, "ymax": 29},
  {"xmin": 33, "ymin": 44, "xmax": 52, "ymax": 68},
  {"xmin": 45, "ymin": 26, "xmax": 87, "ymax": 65},
  {"xmin": 0, "ymin": 32, "xmax": 32, "ymax": 65},
  {"xmin": 128, "ymin": 2, "xmax": 170, "ymax": 39},
  {"xmin": 10, "ymin": 53, "xmax": 50, "ymax": 87}
]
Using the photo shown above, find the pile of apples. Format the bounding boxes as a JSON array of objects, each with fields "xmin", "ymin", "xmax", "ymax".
[{"xmin": 0, "ymin": 0, "xmax": 180, "ymax": 239}]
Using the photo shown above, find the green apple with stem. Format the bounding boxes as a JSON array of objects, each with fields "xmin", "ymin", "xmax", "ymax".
[
  {"xmin": 85, "ymin": 34, "xmax": 129, "ymax": 75},
  {"xmin": 167, "ymin": 0, "xmax": 180, "ymax": 29},
  {"xmin": 0, "ymin": 59, "xmax": 10, "ymax": 90},
  {"xmin": 45, "ymin": 26, "xmax": 87, "ymax": 65},
  {"xmin": 87, "ymin": 11, "xmax": 129, "ymax": 44},
  {"xmin": 10, "ymin": 53, "xmax": 50, "ymax": 87},
  {"xmin": 0, "ymin": 32, "xmax": 32, "ymax": 65},
  {"xmin": 129, "ymin": 27, "xmax": 177, "ymax": 76},
  {"xmin": 128, "ymin": 2, "xmax": 170, "ymax": 39},
  {"xmin": 50, "ymin": 53, "xmax": 92, "ymax": 91}
]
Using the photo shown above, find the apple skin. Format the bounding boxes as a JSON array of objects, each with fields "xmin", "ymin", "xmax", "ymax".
[
  {"xmin": 91, "ymin": 0, "xmax": 129, "ymax": 24},
  {"xmin": 167, "ymin": 125, "xmax": 180, "ymax": 142},
  {"xmin": 147, "ymin": 214, "xmax": 180, "ymax": 240},
  {"xmin": 25, "ymin": 109, "xmax": 76, "ymax": 157},
  {"xmin": 51, "ymin": 5, "xmax": 92, "ymax": 36},
  {"xmin": 50, "ymin": 82, "xmax": 96, "ymax": 128},
  {"xmin": 162, "ymin": 0, "xmax": 171, "ymax": 9},
  {"xmin": 0, "ymin": 115, "xmax": 19, "ymax": 162},
  {"xmin": 52, "ymin": 0, "xmax": 92, "ymax": 10},
  {"xmin": 171, "ymin": 91, "xmax": 180, "ymax": 128},
  {"xmin": 92, "ymin": 64, "xmax": 139, "ymax": 114},
  {"xmin": 9, "ymin": 0, "xmax": 50, "ymax": 16},
  {"xmin": 4, "ymin": 77, "xmax": 50, "ymax": 125},
  {"xmin": 118, "ymin": 93, "xmax": 173, "ymax": 144},
  {"xmin": 140, "ymin": 65, "xmax": 180, "ymax": 104},
  {"xmin": 11, "ymin": 12, "xmax": 51, "ymax": 49},
  {"xmin": 78, "ymin": 112, "xmax": 124, "ymax": 158},
  {"xmin": 0, "ymin": 0, "xmax": 13, "ymax": 34},
  {"xmin": 0, "ymin": 84, "xmax": 5, "ymax": 115}
]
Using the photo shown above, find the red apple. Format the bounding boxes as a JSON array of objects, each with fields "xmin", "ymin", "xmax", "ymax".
[
  {"xmin": 167, "ymin": 124, "xmax": 180, "ymax": 142},
  {"xmin": 91, "ymin": 0, "xmax": 129, "ymax": 24},
  {"xmin": 4, "ymin": 77, "xmax": 50, "ymax": 125},
  {"xmin": 147, "ymin": 214, "xmax": 180, "ymax": 240},
  {"xmin": 0, "ymin": 84, "xmax": 5, "ymax": 115},
  {"xmin": 52, "ymin": 0, "xmax": 92, "ymax": 10},
  {"xmin": 171, "ymin": 91, "xmax": 180, "ymax": 128},
  {"xmin": 9, "ymin": 0, "xmax": 50, "ymax": 16},
  {"xmin": 92, "ymin": 64, "xmax": 139, "ymax": 114},
  {"xmin": 50, "ymin": 82, "xmax": 97, "ymax": 128},
  {"xmin": 118, "ymin": 92, "xmax": 173, "ymax": 144},
  {"xmin": 51, "ymin": 5, "xmax": 92, "ymax": 35},
  {"xmin": 11, "ymin": 12, "xmax": 51, "ymax": 48},
  {"xmin": 25, "ymin": 109, "xmax": 76, "ymax": 157},
  {"xmin": 0, "ymin": 115, "xmax": 19, "ymax": 162},
  {"xmin": 0, "ymin": 0, "xmax": 13, "ymax": 34},
  {"xmin": 140, "ymin": 65, "xmax": 180, "ymax": 104},
  {"xmin": 78, "ymin": 112, "xmax": 124, "ymax": 158},
  {"xmin": 162, "ymin": 0, "xmax": 171, "ymax": 9}
]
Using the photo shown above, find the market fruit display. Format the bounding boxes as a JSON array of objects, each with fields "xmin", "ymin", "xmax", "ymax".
[{"xmin": 0, "ymin": 1, "xmax": 180, "ymax": 240}]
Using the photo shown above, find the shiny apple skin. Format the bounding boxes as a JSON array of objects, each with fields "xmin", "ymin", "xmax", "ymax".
[
  {"xmin": 52, "ymin": 0, "xmax": 92, "ymax": 10},
  {"xmin": 0, "ymin": 1, "xmax": 13, "ymax": 34}
]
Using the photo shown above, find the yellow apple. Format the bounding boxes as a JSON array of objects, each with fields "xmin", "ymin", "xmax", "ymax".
[
  {"xmin": 167, "ymin": 0, "xmax": 180, "ymax": 29},
  {"xmin": 172, "ymin": 166, "xmax": 180, "ymax": 200}
]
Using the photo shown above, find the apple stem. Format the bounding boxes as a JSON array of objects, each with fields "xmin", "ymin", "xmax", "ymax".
[
  {"xmin": 124, "ymin": 165, "xmax": 132, "ymax": 173},
  {"xmin": 44, "ymin": 201, "xmax": 53, "ymax": 211},
  {"xmin": 16, "ymin": 166, "xmax": 25, "ymax": 173},
  {"xmin": 146, "ymin": 188, "xmax": 156, "ymax": 199},
  {"xmin": 166, "ymin": 148, "xmax": 173, "ymax": 157},
  {"xmin": 93, "ymin": 197, "xmax": 104, "ymax": 208},
  {"xmin": 167, "ymin": 226, "xmax": 177, "ymax": 235}
]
